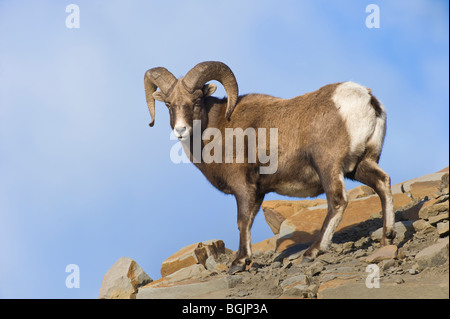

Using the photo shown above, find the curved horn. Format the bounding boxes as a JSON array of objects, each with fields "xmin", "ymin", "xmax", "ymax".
[
  {"xmin": 144, "ymin": 67, "xmax": 177, "ymax": 127},
  {"xmin": 182, "ymin": 61, "xmax": 239, "ymax": 120}
]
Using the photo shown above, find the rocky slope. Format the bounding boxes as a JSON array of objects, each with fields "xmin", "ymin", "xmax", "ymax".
[{"xmin": 99, "ymin": 167, "xmax": 449, "ymax": 299}]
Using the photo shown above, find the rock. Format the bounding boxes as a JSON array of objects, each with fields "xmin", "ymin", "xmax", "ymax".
[
  {"xmin": 202, "ymin": 239, "xmax": 226, "ymax": 258},
  {"xmin": 379, "ymin": 259, "xmax": 396, "ymax": 271},
  {"xmin": 160, "ymin": 243, "xmax": 208, "ymax": 277},
  {"xmin": 397, "ymin": 248, "xmax": 406, "ymax": 260},
  {"xmin": 342, "ymin": 241, "xmax": 354, "ymax": 253},
  {"xmin": 205, "ymin": 256, "xmax": 217, "ymax": 271},
  {"xmin": 354, "ymin": 237, "xmax": 370, "ymax": 248},
  {"xmin": 418, "ymin": 202, "xmax": 449, "ymax": 220},
  {"xmin": 321, "ymin": 274, "xmax": 338, "ymax": 282},
  {"xmin": 318, "ymin": 253, "xmax": 341, "ymax": 264},
  {"xmin": 282, "ymin": 282, "xmax": 318, "ymax": 298},
  {"xmin": 415, "ymin": 237, "xmax": 449, "ymax": 269},
  {"xmin": 399, "ymin": 200, "xmax": 426, "ymax": 221},
  {"xmin": 354, "ymin": 250, "xmax": 367, "ymax": 258},
  {"xmin": 228, "ymin": 275, "xmax": 244, "ymax": 288},
  {"xmin": 370, "ymin": 221, "xmax": 414, "ymax": 244},
  {"xmin": 420, "ymin": 197, "xmax": 445, "ymax": 211},
  {"xmin": 439, "ymin": 173, "xmax": 449, "ymax": 192},
  {"xmin": 215, "ymin": 263, "xmax": 229, "ymax": 273},
  {"xmin": 274, "ymin": 242, "xmax": 310, "ymax": 263},
  {"xmin": 435, "ymin": 194, "xmax": 450, "ymax": 204},
  {"xmin": 306, "ymin": 261, "xmax": 324, "ymax": 276},
  {"xmin": 276, "ymin": 210, "xmax": 325, "ymax": 252},
  {"xmin": 408, "ymin": 267, "xmax": 418, "ymax": 275},
  {"xmin": 109, "ymin": 167, "xmax": 450, "ymax": 300},
  {"xmin": 323, "ymin": 266, "xmax": 357, "ymax": 275},
  {"xmin": 99, "ymin": 257, "xmax": 152, "ymax": 299},
  {"xmin": 307, "ymin": 284, "xmax": 319, "ymax": 297},
  {"xmin": 347, "ymin": 185, "xmax": 375, "ymax": 200},
  {"xmin": 249, "ymin": 261, "xmax": 264, "ymax": 271},
  {"xmin": 392, "ymin": 193, "xmax": 416, "ymax": 209},
  {"xmin": 160, "ymin": 240, "xmax": 225, "ymax": 277},
  {"xmin": 392, "ymin": 169, "xmax": 449, "ymax": 199},
  {"xmin": 364, "ymin": 245, "xmax": 398, "ymax": 263},
  {"xmin": 261, "ymin": 199, "xmax": 327, "ymax": 235},
  {"xmin": 317, "ymin": 277, "xmax": 448, "ymax": 299},
  {"xmin": 262, "ymin": 207, "xmax": 294, "ymax": 235},
  {"xmin": 282, "ymin": 284, "xmax": 310, "ymax": 297},
  {"xmin": 252, "ymin": 236, "xmax": 277, "ymax": 254},
  {"xmin": 281, "ymin": 261, "xmax": 292, "ymax": 270},
  {"xmin": 428, "ymin": 213, "xmax": 449, "ymax": 226},
  {"xmin": 412, "ymin": 219, "xmax": 434, "ymax": 233},
  {"xmin": 280, "ymin": 274, "xmax": 310, "ymax": 288},
  {"xmin": 396, "ymin": 221, "xmax": 415, "ymax": 243},
  {"xmin": 164, "ymin": 264, "xmax": 208, "ymax": 283},
  {"xmin": 136, "ymin": 276, "xmax": 233, "ymax": 299},
  {"xmin": 409, "ymin": 181, "xmax": 442, "ymax": 200},
  {"xmin": 437, "ymin": 222, "xmax": 449, "ymax": 237},
  {"xmin": 271, "ymin": 261, "xmax": 282, "ymax": 269}
]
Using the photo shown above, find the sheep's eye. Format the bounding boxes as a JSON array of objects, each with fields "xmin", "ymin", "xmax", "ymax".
[{"xmin": 165, "ymin": 102, "xmax": 171, "ymax": 108}]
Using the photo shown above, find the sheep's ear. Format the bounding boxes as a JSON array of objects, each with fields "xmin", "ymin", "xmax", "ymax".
[
  {"xmin": 202, "ymin": 83, "xmax": 217, "ymax": 97},
  {"xmin": 152, "ymin": 91, "xmax": 166, "ymax": 102}
]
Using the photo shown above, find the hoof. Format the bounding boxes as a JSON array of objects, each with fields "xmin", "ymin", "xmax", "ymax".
[
  {"xmin": 228, "ymin": 264, "xmax": 246, "ymax": 275},
  {"xmin": 381, "ymin": 230, "xmax": 396, "ymax": 246}
]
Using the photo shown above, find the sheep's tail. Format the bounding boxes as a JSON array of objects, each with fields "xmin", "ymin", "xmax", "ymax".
[{"xmin": 366, "ymin": 93, "xmax": 387, "ymax": 163}]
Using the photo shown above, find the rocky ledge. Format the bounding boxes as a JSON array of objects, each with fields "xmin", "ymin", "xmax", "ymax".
[{"xmin": 99, "ymin": 167, "xmax": 449, "ymax": 299}]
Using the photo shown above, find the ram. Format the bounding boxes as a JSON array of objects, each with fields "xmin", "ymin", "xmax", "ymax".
[{"xmin": 144, "ymin": 61, "xmax": 395, "ymax": 274}]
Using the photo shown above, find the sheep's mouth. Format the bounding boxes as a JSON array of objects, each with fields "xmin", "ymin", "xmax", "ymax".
[{"xmin": 175, "ymin": 132, "xmax": 191, "ymax": 141}]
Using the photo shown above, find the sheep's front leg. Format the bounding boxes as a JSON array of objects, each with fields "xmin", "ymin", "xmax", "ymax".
[{"xmin": 228, "ymin": 192, "xmax": 264, "ymax": 275}]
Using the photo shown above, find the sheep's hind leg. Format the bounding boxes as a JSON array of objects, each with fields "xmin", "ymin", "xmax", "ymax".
[
  {"xmin": 228, "ymin": 192, "xmax": 264, "ymax": 275},
  {"xmin": 353, "ymin": 159, "xmax": 395, "ymax": 245},
  {"xmin": 303, "ymin": 171, "xmax": 348, "ymax": 262}
]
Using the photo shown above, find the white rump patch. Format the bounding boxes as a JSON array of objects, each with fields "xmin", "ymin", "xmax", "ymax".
[
  {"xmin": 332, "ymin": 82, "xmax": 377, "ymax": 169},
  {"xmin": 366, "ymin": 103, "xmax": 386, "ymax": 157}
]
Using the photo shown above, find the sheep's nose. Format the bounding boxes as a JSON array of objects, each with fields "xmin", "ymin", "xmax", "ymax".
[{"xmin": 174, "ymin": 126, "xmax": 187, "ymax": 138}]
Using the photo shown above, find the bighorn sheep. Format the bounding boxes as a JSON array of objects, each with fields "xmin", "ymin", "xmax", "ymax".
[{"xmin": 144, "ymin": 61, "xmax": 395, "ymax": 274}]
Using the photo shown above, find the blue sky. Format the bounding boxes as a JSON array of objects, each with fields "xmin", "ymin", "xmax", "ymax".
[{"xmin": 0, "ymin": 0, "xmax": 448, "ymax": 298}]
